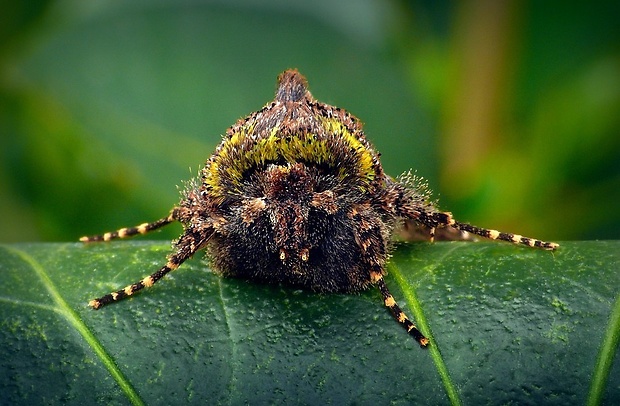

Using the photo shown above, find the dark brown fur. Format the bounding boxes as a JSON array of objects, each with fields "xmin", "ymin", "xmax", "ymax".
[{"xmin": 83, "ymin": 69, "xmax": 558, "ymax": 348}]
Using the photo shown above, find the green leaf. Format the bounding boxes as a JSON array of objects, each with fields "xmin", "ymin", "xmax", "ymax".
[{"xmin": 1, "ymin": 241, "xmax": 618, "ymax": 404}]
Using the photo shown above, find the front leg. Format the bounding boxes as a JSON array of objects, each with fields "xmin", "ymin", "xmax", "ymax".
[
  {"xmin": 350, "ymin": 204, "xmax": 429, "ymax": 347},
  {"xmin": 371, "ymin": 271, "xmax": 429, "ymax": 347},
  {"xmin": 89, "ymin": 226, "xmax": 214, "ymax": 309}
]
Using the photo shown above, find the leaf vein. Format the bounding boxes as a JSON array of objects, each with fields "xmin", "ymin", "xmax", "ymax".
[
  {"xmin": 388, "ymin": 260, "xmax": 462, "ymax": 406},
  {"xmin": 587, "ymin": 292, "xmax": 620, "ymax": 406},
  {"xmin": 3, "ymin": 245, "xmax": 145, "ymax": 406}
]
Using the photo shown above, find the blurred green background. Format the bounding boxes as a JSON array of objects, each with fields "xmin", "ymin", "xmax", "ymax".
[{"xmin": 0, "ymin": 0, "xmax": 618, "ymax": 243}]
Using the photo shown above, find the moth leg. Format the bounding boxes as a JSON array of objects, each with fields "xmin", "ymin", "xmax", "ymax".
[
  {"xmin": 390, "ymin": 176, "xmax": 558, "ymax": 250},
  {"xmin": 80, "ymin": 210, "xmax": 177, "ymax": 242},
  {"xmin": 371, "ymin": 271, "xmax": 429, "ymax": 347},
  {"xmin": 416, "ymin": 210, "xmax": 559, "ymax": 250},
  {"xmin": 351, "ymin": 203, "xmax": 429, "ymax": 347},
  {"xmin": 89, "ymin": 227, "xmax": 213, "ymax": 309}
]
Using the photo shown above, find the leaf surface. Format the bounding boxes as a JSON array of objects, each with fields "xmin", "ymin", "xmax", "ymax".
[{"xmin": 1, "ymin": 241, "xmax": 618, "ymax": 405}]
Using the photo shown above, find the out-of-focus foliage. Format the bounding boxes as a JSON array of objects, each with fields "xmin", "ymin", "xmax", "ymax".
[{"xmin": 1, "ymin": 0, "xmax": 619, "ymax": 243}]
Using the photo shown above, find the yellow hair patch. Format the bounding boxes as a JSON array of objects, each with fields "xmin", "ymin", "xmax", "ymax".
[{"xmin": 204, "ymin": 117, "xmax": 376, "ymax": 197}]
